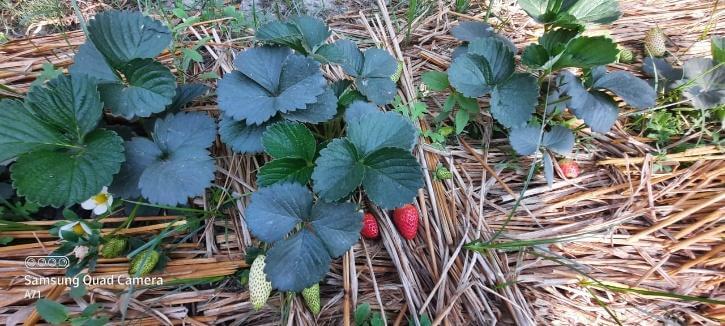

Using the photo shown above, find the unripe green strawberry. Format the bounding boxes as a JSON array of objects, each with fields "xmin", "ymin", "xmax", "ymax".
[
  {"xmin": 100, "ymin": 237, "xmax": 127, "ymax": 258},
  {"xmin": 434, "ymin": 165, "xmax": 453, "ymax": 180},
  {"xmin": 618, "ymin": 48, "xmax": 634, "ymax": 63},
  {"xmin": 129, "ymin": 249, "xmax": 159, "ymax": 276},
  {"xmin": 249, "ymin": 255, "xmax": 272, "ymax": 311},
  {"xmin": 644, "ymin": 27, "xmax": 666, "ymax": 57},
  {"xmin": 391, "ymin": 60, "xmax": 404, "ymax": 82},
  {"xmin": 302, "ymin": 283, "xmax": 321, "ymax": 315}
]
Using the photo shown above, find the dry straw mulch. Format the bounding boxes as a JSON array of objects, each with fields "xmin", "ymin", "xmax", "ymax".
[{"xmin": 0, "ymin": 0, "xmax": 723, "ymax": 325}]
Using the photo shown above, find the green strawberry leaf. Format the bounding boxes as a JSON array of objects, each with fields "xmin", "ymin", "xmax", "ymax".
[
  {"xmin": 265, "ymin": 229, "xmax": 332, "ymax": 291},
  {"xmin": 68, "ymin": 41, "xmax": 120, "ymax": 83},
  {"xmin": 282, "ymin": 87, "xmax": 338, "ymax": 123},
  {"xmin": 344, "ymin": 101, "xmax": 380, "ymax": 123},
  {"xmin": 255, "ymin": 16, "xmax": 330, "ymax": 55},
  {"xmin": 565, "ymin": 0, "xmax": 621, "ymax": 25},
  {"xmin": 36, "ymin": 299, "xmax": 69, "ymax": 325},
  {"xmin": 255, "ymin": 20, "xmax": 304, "ymax": 52},
  {"xmin": 642, "ymin": 57, "xmax": 683, "ymax": 81},
  {"xmin": 361, "ymin": 147, "xmax": 424, "ymax": 209},
  {"xmin": 542, "ymin": 125, "xmax": 575, "ymax": 155},
  {"xmin": 1, "ymin": 75, "xmax": 125, "ymax": 207},
  {"xmin": 86, "ymin": 10, "xmax": 172, "ymax": 66},
  {"xmin": 0, "ymin": 99, "xmax": 66, "ymax": 162},
  {"xmin": 554, "ymin": 36, "xmax": 618, "ymax": 69},
  {"xmin": 99, "ymin": 59, "xmax": 176, "ymax": 119},
  {"xmin": 313, "ymin": 108, "xmax": 423, "ymax": 208},
  {"xmin": 218, "ymin": 117, "xmax": 268, "ymax": 154},
  {"xmin": 570, "ymin": 90, "xmax": 619, "ymax": 133},
  {"xmin": 318, "ymin": 40, "xmax": 364, "ymax": 75},
  {"xmin": 521, "ymin": 44, "xmax": 550, "ymax": 68},
  {"xmin": 346, "ymin": 109, "xmax": 417, "ymax": 156},
  {"xmin": 112, "ymin": 113, "xmax": 216, "ymax": 205},
  {"xmin": 517, "ymin": 0, "xmax": 572, "ymax": 24},
  {"xmin": 448, "ymin": 53, "xmax": 494, "ymax": 98},
  {"xmin": 467, "ymin": 37, "xmax": 515, "ymax": 85},
  {"xmin": 11, "ymin": 129, "xmax": 124, "ymax": 207},
  {"xmin": 539, "ymin": 28, "xmax": 579, "ymax": 54},
  {"xmin": 517, "ymin": 0, "xmax": 620, "ymax": 26},
  {"xmin": 245, "ymin": 183, "xmax": 312, "ymax": 242},
  {"xmin": 166, "ymin": 84, "xmax": 209, "ymax": 113},
  {"xmin": 421, "ymin": 71, "xmax": 450, "ymax": 91},
  {"xmin": 292, "ymin": 16, "xmax": 331, "ymax": 53},
  {"xmin": 509, "ymin": 125, "xmax": 541, "ymax": 156},
  {"xmin": 490, "ymin": 73, "xmax": 539, "ymax": 128},
  {"xmin": 258, "ymin": 122, "xmax": 317, "ymax": 186},
  {"xmin": 262, "ymin": 122, "xmax": 316, "ymax": 161},
  {"xmin": 311, "ymin": 138, "xmax": 365, "ymax": 201},
  {"xmin": 308, "ymin": 201, "xmax": 361, "ymax": 256},
  {"xmin": 257, "ymin": 157, "xmax": 313, "ymax": 186},
  {"xmin": 592, "ymin": 70, "xmax": 656, "ymax": 109},
  {"xmin": 450, "ymin": 21, "xmax": 494, "ymax": 42},
  {"xmin": 217, "ymin": 47, "xmax": 327, "ymax": 124},
  {"xmin": 680, "ymin": 58, "xmax": 725, "ymax": 110},
  {"xmin": 320, "ymin": 41, "xmax": 396, "ymax": 104},
  {"xmin": 557, "ymin": 70, "xmax": 622, "ymax": 132},
  {"xmin": 355, "ymin": 49, "xmax": 398, "ymax": 105},
  {"xmin": 24, "ymin": 74, "xmax": 103, "ymax": 142}
]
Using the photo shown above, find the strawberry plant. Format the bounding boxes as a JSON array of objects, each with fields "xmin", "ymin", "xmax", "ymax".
[
  {"xmin": 70, "ymin": 10, "xmax": 176, "ymax": 119},
  {"xmin": 312, "ymin": 101, "xmax": 423, "ymax": 209},
  {"xmin": 256, "ymin": 16, "xmax": 399, "ymax": 105},
  {"xmin": 427, "ymin": 1, "xmax": 656, "ymax": 185},
  {"xmin": 245, "ymin": 182, "xmax": 362, "ymax": 291},
  {"xmin": 217, "ymin": 45, "xmax": 337, "ymax": 153},
  {"xmin": 218, "ymin": 16, "xmax": 399, "ymax": 153},
  {"xmin": 0, "ymin": 75, "xmax": 125, "ymax": 207}
]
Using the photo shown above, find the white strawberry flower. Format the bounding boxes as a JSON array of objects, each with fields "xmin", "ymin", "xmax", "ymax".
[
  {"xmin": 81, "ymin": 186, "xmax": 113, "ymax": 215},
  {"xmin": 59, "ymin": 221, "xmax": 93, "ymax": 240},
  {"xmin": 73, "ymin": 245, "xmax": 90, "ymax": 260}
]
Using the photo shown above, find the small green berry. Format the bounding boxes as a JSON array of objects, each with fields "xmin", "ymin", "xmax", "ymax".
[
  {"xmin": 434, "ymin": 165, "xmax": 453, "ymax": 180},
  {"xmin": 618, "ymin": 48, "xmax": 634, "ymax": 63},
  {"xmin": 249, "ymin": 255, "xmax": 272, "ymax": 311},
  {"xmin": 129, "ymin": 249, "xmax": 160, "ymax": 276},
  {"xmin": 302, "ymin": 283, "xmax": 321, "ymax": 315},
  {"xmin": 644, "ymin": 27, "xmax": 667, "ymax": 57},
  {"xmin": 100, "ymin": 237, "xmax": 127, "ymax": 258},
  {"xmin": 391, "ymin": 60, "xmax": 404, "ymax": 83}
]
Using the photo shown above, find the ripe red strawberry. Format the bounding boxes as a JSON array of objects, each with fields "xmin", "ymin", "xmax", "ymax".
[
  {"xmin": 559, "ymin": 159, "xmax": 580, "ymax": 178},
  {"xmin": 393, "ymin": 204, "xmax": 419, "ymax": 240},
  {"xmin": 360, "ymin": 212, "xmax": 379, "ymax": 239}
]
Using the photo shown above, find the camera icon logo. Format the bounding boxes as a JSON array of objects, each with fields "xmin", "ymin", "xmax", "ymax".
[{"xmin": 25, "ymin": 256, "xmax": 69, "ymax": 269}]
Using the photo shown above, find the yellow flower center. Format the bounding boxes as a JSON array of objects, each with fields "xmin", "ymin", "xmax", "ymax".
[
  {"xmin": 72, "ymin": 223, "xmax": 86, "ymax": 236},
  {"xmin": 93, "ymin": 193, "xmax": 109, "ymax": 205}
]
